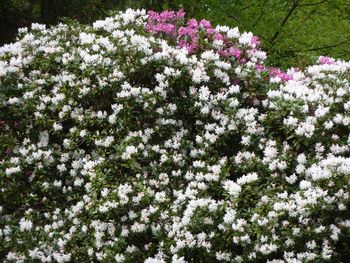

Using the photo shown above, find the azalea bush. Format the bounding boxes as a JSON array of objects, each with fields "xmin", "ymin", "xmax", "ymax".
[{"xmin": 0, "ymin": 9, "xmax": 349, "ymax": 262}]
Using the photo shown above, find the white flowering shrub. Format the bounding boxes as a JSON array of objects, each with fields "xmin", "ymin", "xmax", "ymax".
[{"xmin": 0, "ymin": 9, "xmax": 349, "ymax": 263}]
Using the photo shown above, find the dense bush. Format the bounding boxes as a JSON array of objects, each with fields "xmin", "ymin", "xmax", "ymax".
[{"xmin": 0, "ymin": 9, "xmax": 349, "ymax": 262}]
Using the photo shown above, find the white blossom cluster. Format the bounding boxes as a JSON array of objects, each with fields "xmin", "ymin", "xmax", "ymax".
[{"xmin": 0, "ymin": 9, "xmax": 349, "ymax": 263}]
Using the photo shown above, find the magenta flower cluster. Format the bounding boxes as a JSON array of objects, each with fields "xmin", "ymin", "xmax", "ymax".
[
  {"xmin": 146, "ymin": 10, "xmax": 185, "ymax": 36},
  {"xmin": 146, "ymin": 10, "xmax": 297, "ymax": 82},
  {"xmin": 318, "ymin": 55, "xmax": 335, "ymax": 65},
  {"xmin": 146, "ymin": 9, "xmax": 254, "ymax": 55},
  {"xmin": 268, "ymin": 67, "xmax": 294, "ymax": 81}
]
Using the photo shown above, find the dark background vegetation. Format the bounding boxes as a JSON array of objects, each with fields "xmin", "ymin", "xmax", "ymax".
[{"xmin": 1, "ymin": 0, "xmax": 350, "ymax": 68}]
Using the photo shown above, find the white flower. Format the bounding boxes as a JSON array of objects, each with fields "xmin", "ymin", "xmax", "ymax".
[
  {"xmin": 115, "ymin": 254, "xmax": 125, "ymax": 262},
  {"xmin": 227, "ymin": 27, "xmax": 240, "ymax": 38},
  {"xmin": 5, "ymin": 166, "xmax": 21, "ymax": 175},
  {"xmin": 239, "ymin": 32, "xmax": 253, "ymax": 45},
  {"xmin": 237, "ymin": 172, "xmax": 258, "ymax": 185},
  {"xmin": 122, "ymin": 145, "xmax": 138, "ymax": 159},
  {"xmin": 299, "ymin": 180, "xmax": 312, "ymax": 190},
  {"xmin": 79, "ymin": 32, "xmax": 95, "ymax": 44},
  {"xmin": 223, "ymin": 180, "xmax": 241, "ymax": 197},
  {"xmin": 53, "ymin": 122, "xmax": 63, "ymax": 131},
  {"xmin": 19, "ymin": 218, "xmax": 33, "ymax": 232}
]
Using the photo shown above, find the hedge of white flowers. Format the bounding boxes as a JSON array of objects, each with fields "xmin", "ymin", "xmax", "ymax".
[{"xmin": 0, "ymin": 9, "xmax": 349, "ymax": 263}]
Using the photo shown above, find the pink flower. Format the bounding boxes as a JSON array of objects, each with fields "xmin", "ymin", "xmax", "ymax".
[
  {"xmin": 145, "ymin": 9, "xmax": 264, "ymax": 61},
  {"xmin": 230, "ymin": 48, "xmax": 241, "ymax": 58},
  {"xmin": 148, "ymin": 9, "xmax": 185, "ymax": 22},
  {"xmin": 199, "ymin": 19, "xmax": 211, "ymax": 29},
  {"xmin": 277, "ymin": 72, "xmax": 293, "ymax": 81},
  {"xmin": 178, "ymin": 26, "xmax": 195, "ymax": 37},
  {"xmin": 178, "ymin": 39, "xmax": 198, "ymax": 53},
  {"xmin": 187, "ymin": 19, "xmax": 198, "ymax": 29},
  {"xmin": 146, "ymin": 23, "xmax": 176, "ymax": 35},
  {"xmin": 318, "ymin": 56, "xmax": 335, "ymax": 65},
  {"xmin": 206, "ymin": 28, "xmax": 216, "ymax": 34},
  {"xmin": 251, "ymin": 36, "xmax": 260, "ymax": 47},
  {"xmin": 214, "ymin": 33, "xmax": 224, "ymax": 41},
  {"xmin": 146, "ymin": 9, "xmax": 185, "ymax": 36},
  {"xmin": 147, "ymin": 10, "xmax": 160, "ymax": 21},
  {"xmin": 220, "ymin": 47, "xmax": 241, "ymax": 58},
  {"xmin": 255, "ymin": 63, "xmax": 266, "ymax": 71},
  {"xmin": 269, "ymin": 68, "xmax": 293, "ymax": 81}
]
